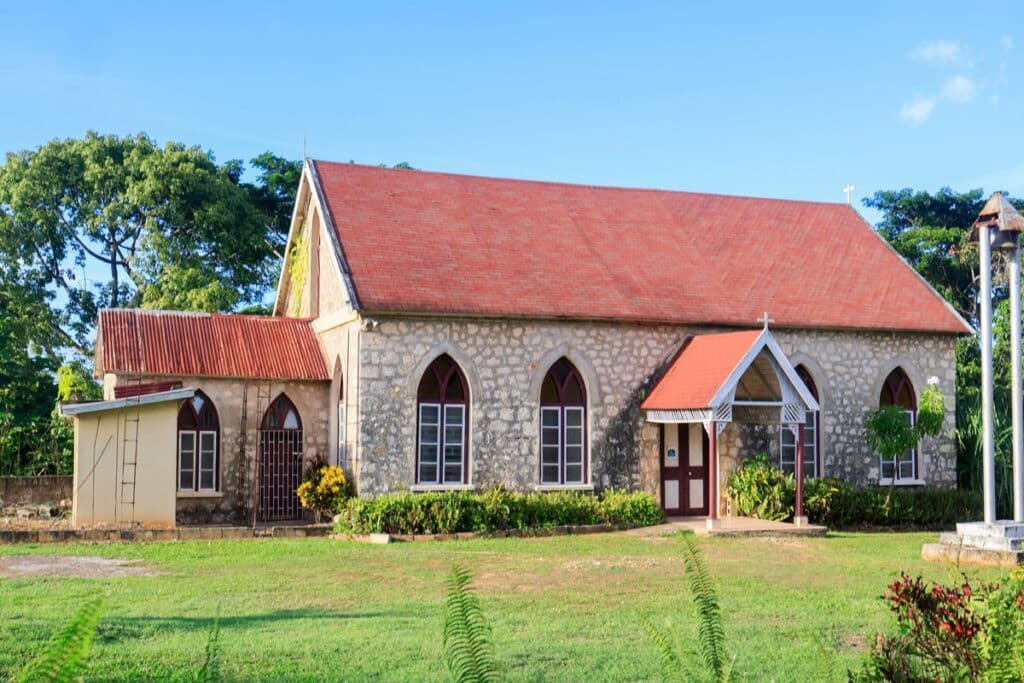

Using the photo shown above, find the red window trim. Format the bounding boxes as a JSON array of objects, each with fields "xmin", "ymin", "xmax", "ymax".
[
  {"xmin": 879, "ymin": 368, "xmax": 918, "ymax": 479},
  {"xmin": 415, "ymin": 355, "xmax": 470, "ymax": 485},
  {"xmin": 176, "ymin": 390, "xmax": 220, "ymax": 491},
  {"xmin": 539, "ymin": 358, "xmax": 588, "ymax": 485}
]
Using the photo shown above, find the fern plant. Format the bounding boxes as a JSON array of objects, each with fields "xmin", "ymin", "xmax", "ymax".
[
  {"xmin": 17, "ymin": 597, "xmax": 103, "ymax": 683},
  {"xmin": 443, "ymin": 565, "xmax": 499, "ymax": 683},
  {"xmin": 680, "ymin": 533, "xmax": 732, "ymax": 682},
  {"xmin": 195, "ymin": 608, "xmax": 223, "ymax": 683},
  {"xmin": 641, "ymin": 616, "xmax": 687, "ymax": 682}
]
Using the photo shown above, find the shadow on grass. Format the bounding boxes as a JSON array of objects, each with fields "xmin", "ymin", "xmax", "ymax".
[{"xmin": 96, "ymin": 608, "xmax": 408, "ymax": 643}]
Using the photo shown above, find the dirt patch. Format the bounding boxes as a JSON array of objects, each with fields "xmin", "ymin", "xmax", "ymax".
[{"xmin": 0, "ymin": 555, "xmax": 163, "ymax": 579}]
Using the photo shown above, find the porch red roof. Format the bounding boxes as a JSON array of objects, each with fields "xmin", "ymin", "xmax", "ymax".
[
  {"xmin": 312, "ymin": 161, "xmax": 970, "ymax": 334},
  {"xmin": 97, "ymin": 310, "xmax": 329, "ymax": 381},
  {"xmin": 641, "ymin": 330, "xmax": 762, "ymax": 411}
]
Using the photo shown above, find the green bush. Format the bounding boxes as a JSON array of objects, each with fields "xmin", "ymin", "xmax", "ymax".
[
  {"xmin": 726, "ymin": 456, "xmax": 981, "ymax": 528},
  {"xmin": 333, "ymin": 488, "xmax": 664, "ymax": 535},
  {"xmin": 725, "ymin": 454, "xmax": 794, "ymax": 521},
  {"xmin": 598, "ymin": 488, "xmax": 665, "ymax": 527}
]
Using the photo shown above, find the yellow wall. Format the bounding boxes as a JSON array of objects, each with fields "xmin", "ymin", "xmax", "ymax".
[{"xmin": 72, "ymin": 400, "xmax": 180, "ymax": 528}]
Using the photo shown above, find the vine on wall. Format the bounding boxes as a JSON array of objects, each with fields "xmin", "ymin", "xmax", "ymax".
[{"xmin": 287, "ymin": 229, "xmax": 308, "ymax": 317}]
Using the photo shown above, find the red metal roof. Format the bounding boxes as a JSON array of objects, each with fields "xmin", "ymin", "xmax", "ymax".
[
  {"xmin": 98, "ymin": 310, "xmax": 329, "ymax": 381},
  {"xmin": 641, "ymin": 330, "xmax": 763, "ymax": 411},
  {"xmin": 312, "ymin": 161, "xmax": 969, "ymax": 334}
]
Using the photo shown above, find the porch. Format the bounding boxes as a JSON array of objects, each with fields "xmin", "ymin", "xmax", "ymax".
[{"xmin": 642, "ymin": 325, "xmax": 820, "ymax": 529}]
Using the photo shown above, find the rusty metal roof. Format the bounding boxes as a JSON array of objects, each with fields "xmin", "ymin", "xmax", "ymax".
[
  {"xmin": 97, "ymin": 310, "xmax": 329, "ymax": 381},
  {"xmin": 972, "ymin": 191, "xmax": 1024, "ymax": 237}
]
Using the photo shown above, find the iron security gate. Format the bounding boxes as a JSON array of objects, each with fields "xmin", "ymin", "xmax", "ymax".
[{"xmin": 258, "ymin": 394, "xmax": 305, "ymax": 521}]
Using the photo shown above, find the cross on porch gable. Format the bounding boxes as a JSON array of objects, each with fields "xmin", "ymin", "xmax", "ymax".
[{"xmin": 757, "ymin": 311, "xmax": 774, "ymax": 331}]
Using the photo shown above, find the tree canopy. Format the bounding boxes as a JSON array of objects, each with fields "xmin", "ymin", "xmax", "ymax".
[{"xmin": 0, "ymin": 132, "xmax": 298, "ymax": 355}]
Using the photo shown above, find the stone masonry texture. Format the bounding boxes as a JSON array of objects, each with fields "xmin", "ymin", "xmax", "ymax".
[{"xmin": 352, "ymin": 317, "xmax": 958, "ymax": 512}]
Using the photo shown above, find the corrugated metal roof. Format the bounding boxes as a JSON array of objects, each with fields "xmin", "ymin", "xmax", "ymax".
[
  {"xmin": 98, "ymin": 310, "xmax": 329, "ymax": 381},
  {"xmin": 312, "ymin": 160, "xmax": 971, "ymax": 334},
  {"xmin": 60, "ymin": 387, "xmax": 197, "ymax": 416}
]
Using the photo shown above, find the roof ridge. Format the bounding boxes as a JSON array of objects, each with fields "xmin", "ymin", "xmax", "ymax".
[{"xmin": 311, "ymin": 159, "xmax": 848, "ymax": 208}]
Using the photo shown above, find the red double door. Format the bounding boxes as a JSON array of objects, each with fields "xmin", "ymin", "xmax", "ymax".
[{"xmin": 659, "ymin": 423, "xmax": 709, "ymax": 516}]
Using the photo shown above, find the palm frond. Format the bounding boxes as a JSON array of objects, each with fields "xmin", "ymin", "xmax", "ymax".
[
  {"xmin": 17, "ymin": 597, "xmax": 103, "ymax": 683},
  {"xmin": 680, "ymin": 533, "xmax": 728, "ymax": 681},
  {"xmin": 443, "ymin": 564, "xmax": 500, "ymax": 683}
]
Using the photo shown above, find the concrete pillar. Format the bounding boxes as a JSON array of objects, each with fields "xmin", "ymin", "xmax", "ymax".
[
  {"xmin": 981, "ymin": 225, "xmax": 996, "ymax": 524},
  {"xmin": 1011, "ymin": 235, "xmax": 1023, "ymax": 522}
]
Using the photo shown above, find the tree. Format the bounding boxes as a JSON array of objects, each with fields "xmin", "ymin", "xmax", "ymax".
[
  {"xmin": 0, "ymin": 132, "xmax": 283, "ymax": 353},
  {"xmin": 865, "ymin": 187, "xmax": 1024, "ymax": 509},
  {"xmin": 246, "ymin": 152, "xmax": 302, "ymax": 260}
]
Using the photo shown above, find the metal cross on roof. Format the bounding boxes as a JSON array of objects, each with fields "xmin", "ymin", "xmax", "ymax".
[{"xmin": 757, "ymin": 311, "xmax": 774, "ymax": 331}]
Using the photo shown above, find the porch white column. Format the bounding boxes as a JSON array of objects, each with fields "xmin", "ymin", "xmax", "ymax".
[
  {"xmin": 794, "ymin": 423, "xmax": 807, "ymax": 527},
  {"xmin": 707, "ymin": 420, "xmax": 719, "ymax": 529}
]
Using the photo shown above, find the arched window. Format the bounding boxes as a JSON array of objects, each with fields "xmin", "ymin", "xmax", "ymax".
[
  {"xmin": 879, "ymin": 368, "xmax": 917, "ymax": 481},
  {"xmin": 259, "ymin": 394, "xmax": 304, "ymax": 521},
  {"xmin": 416, "ymin": 354, "xmax": 469, "ymax": 485},
  {"xmin": 177, "ymin": 391, "xmax": 220, "ymax": 491},
  {"xmin": 540, "ymin": 358, "xmax": 587, "ymax": 485},
  {"xmin": 780, "ymin": 365, "xmax": 819, "ymax": 478},
  {"xmin": 262, "ymin": 394, "xmax": 302, "ymax": 430}
]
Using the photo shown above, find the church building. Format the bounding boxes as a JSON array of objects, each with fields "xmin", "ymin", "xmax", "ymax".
[{"xmin": 67, "ymin": 161, "xmax": 969, "ymax": 526}]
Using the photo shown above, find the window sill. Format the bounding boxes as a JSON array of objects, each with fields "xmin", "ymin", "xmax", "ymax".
[
  {"xmin": 409, "ymin": 484, "xmax": 475, "ymax": 493},
  {"xmin": 537, "ymin": 484, "xmax": 595, "ymax": 492},
  {"xmin": 177, "ymin": 491, "xmax": 224, "ymax": 499},
  {"xmin": 878, "ymin": 478, "xmax": 926, "ymax": 487}
]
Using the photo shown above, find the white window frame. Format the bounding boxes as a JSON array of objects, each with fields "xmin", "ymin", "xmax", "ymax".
[
  {"xmin": 417, "ymin": 402, "xmax": 466, "ymax": 486},
  {"xmin": 779, "ymin": 411, "xmax": 818, "ymax": 478},
  {"xmin": 337, "ymin": 401, "xmax": 347, "ymax": 469},
  {"xmin": 178, "ymin": 431, "xmax": 196, "ymax": 491},
  {"xmin": 540, "ymin": 406, "xmax": 587, "ymax": 486},
  {"xmin": 880, "ymin": 410, "xmax": 917, "ymax": 482},
  {"xmin": 417, "ymin": 403, "xmax": 441, "ymax": 485},
  {"xmin": 197, "ymin": 430, "xmax": 218, "ymax": 492},
  {"xmin": 442, "ymin": 404, "xmax": 466, "ymax": 485},
  {"xmin": 540, "ymin": 407, "xmax": 562, "ymax": 485}
]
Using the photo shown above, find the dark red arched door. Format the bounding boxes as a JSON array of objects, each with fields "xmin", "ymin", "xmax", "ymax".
[{"xmin": 258, "ymin": 394, "xmax": 304, "ymax": 521}]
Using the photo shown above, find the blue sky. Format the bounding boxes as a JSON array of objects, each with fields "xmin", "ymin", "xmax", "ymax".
[{"xmin": 1, "ymin": 1, "xmax": 1022, "ymax": 216}]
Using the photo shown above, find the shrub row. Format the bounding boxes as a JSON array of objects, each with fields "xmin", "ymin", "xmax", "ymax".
[
  {"xmin": 333, "ymin": 488, "xmax": 664, "ymax": 535},
  {"xmin": 726, "ymin": 454, "xmax": 982, "ymax": 528}
]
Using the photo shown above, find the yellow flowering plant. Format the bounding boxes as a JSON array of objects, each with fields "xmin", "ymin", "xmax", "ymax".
[{"xmin": 296, "ymin": 458, "xmax": 351, "ymax": 522}]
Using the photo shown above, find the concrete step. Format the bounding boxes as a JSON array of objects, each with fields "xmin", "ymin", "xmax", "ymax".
[
  {"xmin": 923, "ymin": 542, "xmax": 1023, "ymax": 567},
  {"xmin": 950, "ymin": 533, "xmax": 1023, "ymax": 552},
  {"xmin": 956, "ymin": 521, "xmax": 1024, "ymax": 539}
]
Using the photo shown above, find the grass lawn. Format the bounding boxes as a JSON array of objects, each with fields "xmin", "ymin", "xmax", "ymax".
[{"xmin": 0, "ymin": 530, "xmax": 1003, "ymax": 681}]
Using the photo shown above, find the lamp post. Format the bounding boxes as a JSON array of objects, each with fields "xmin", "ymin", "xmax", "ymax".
[{"xmin": 972, "ymin": 192, "xmax": 1024, "ymax": 523}]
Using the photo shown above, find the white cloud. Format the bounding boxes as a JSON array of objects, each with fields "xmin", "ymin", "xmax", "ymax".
[
  {"xmin": 941, "ymin": 75, "xmax": 976, "ymax": 103},
  {"xmin": 900, "ymin": 97, "xmax": 936, "ymax": 125},
  {"xmin": 912, "ymin": 40, "xmax": 964, "ymax": 65},
  {"xmin": 1003, "ymin": 35, "xmax": 1014, "ymax": 51}
]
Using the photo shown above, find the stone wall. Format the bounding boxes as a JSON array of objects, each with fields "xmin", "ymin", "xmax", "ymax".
[
  {"xmin": 105, "ymin": 374, "xmax": 330, "ymax": 524},
  {"xmin": 0, "ymin": 476, "xmax": 72, "ymax": 506},
  {"xmin": 352, "ymin": 317, "xmax": 959, "ymax": 510}
]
